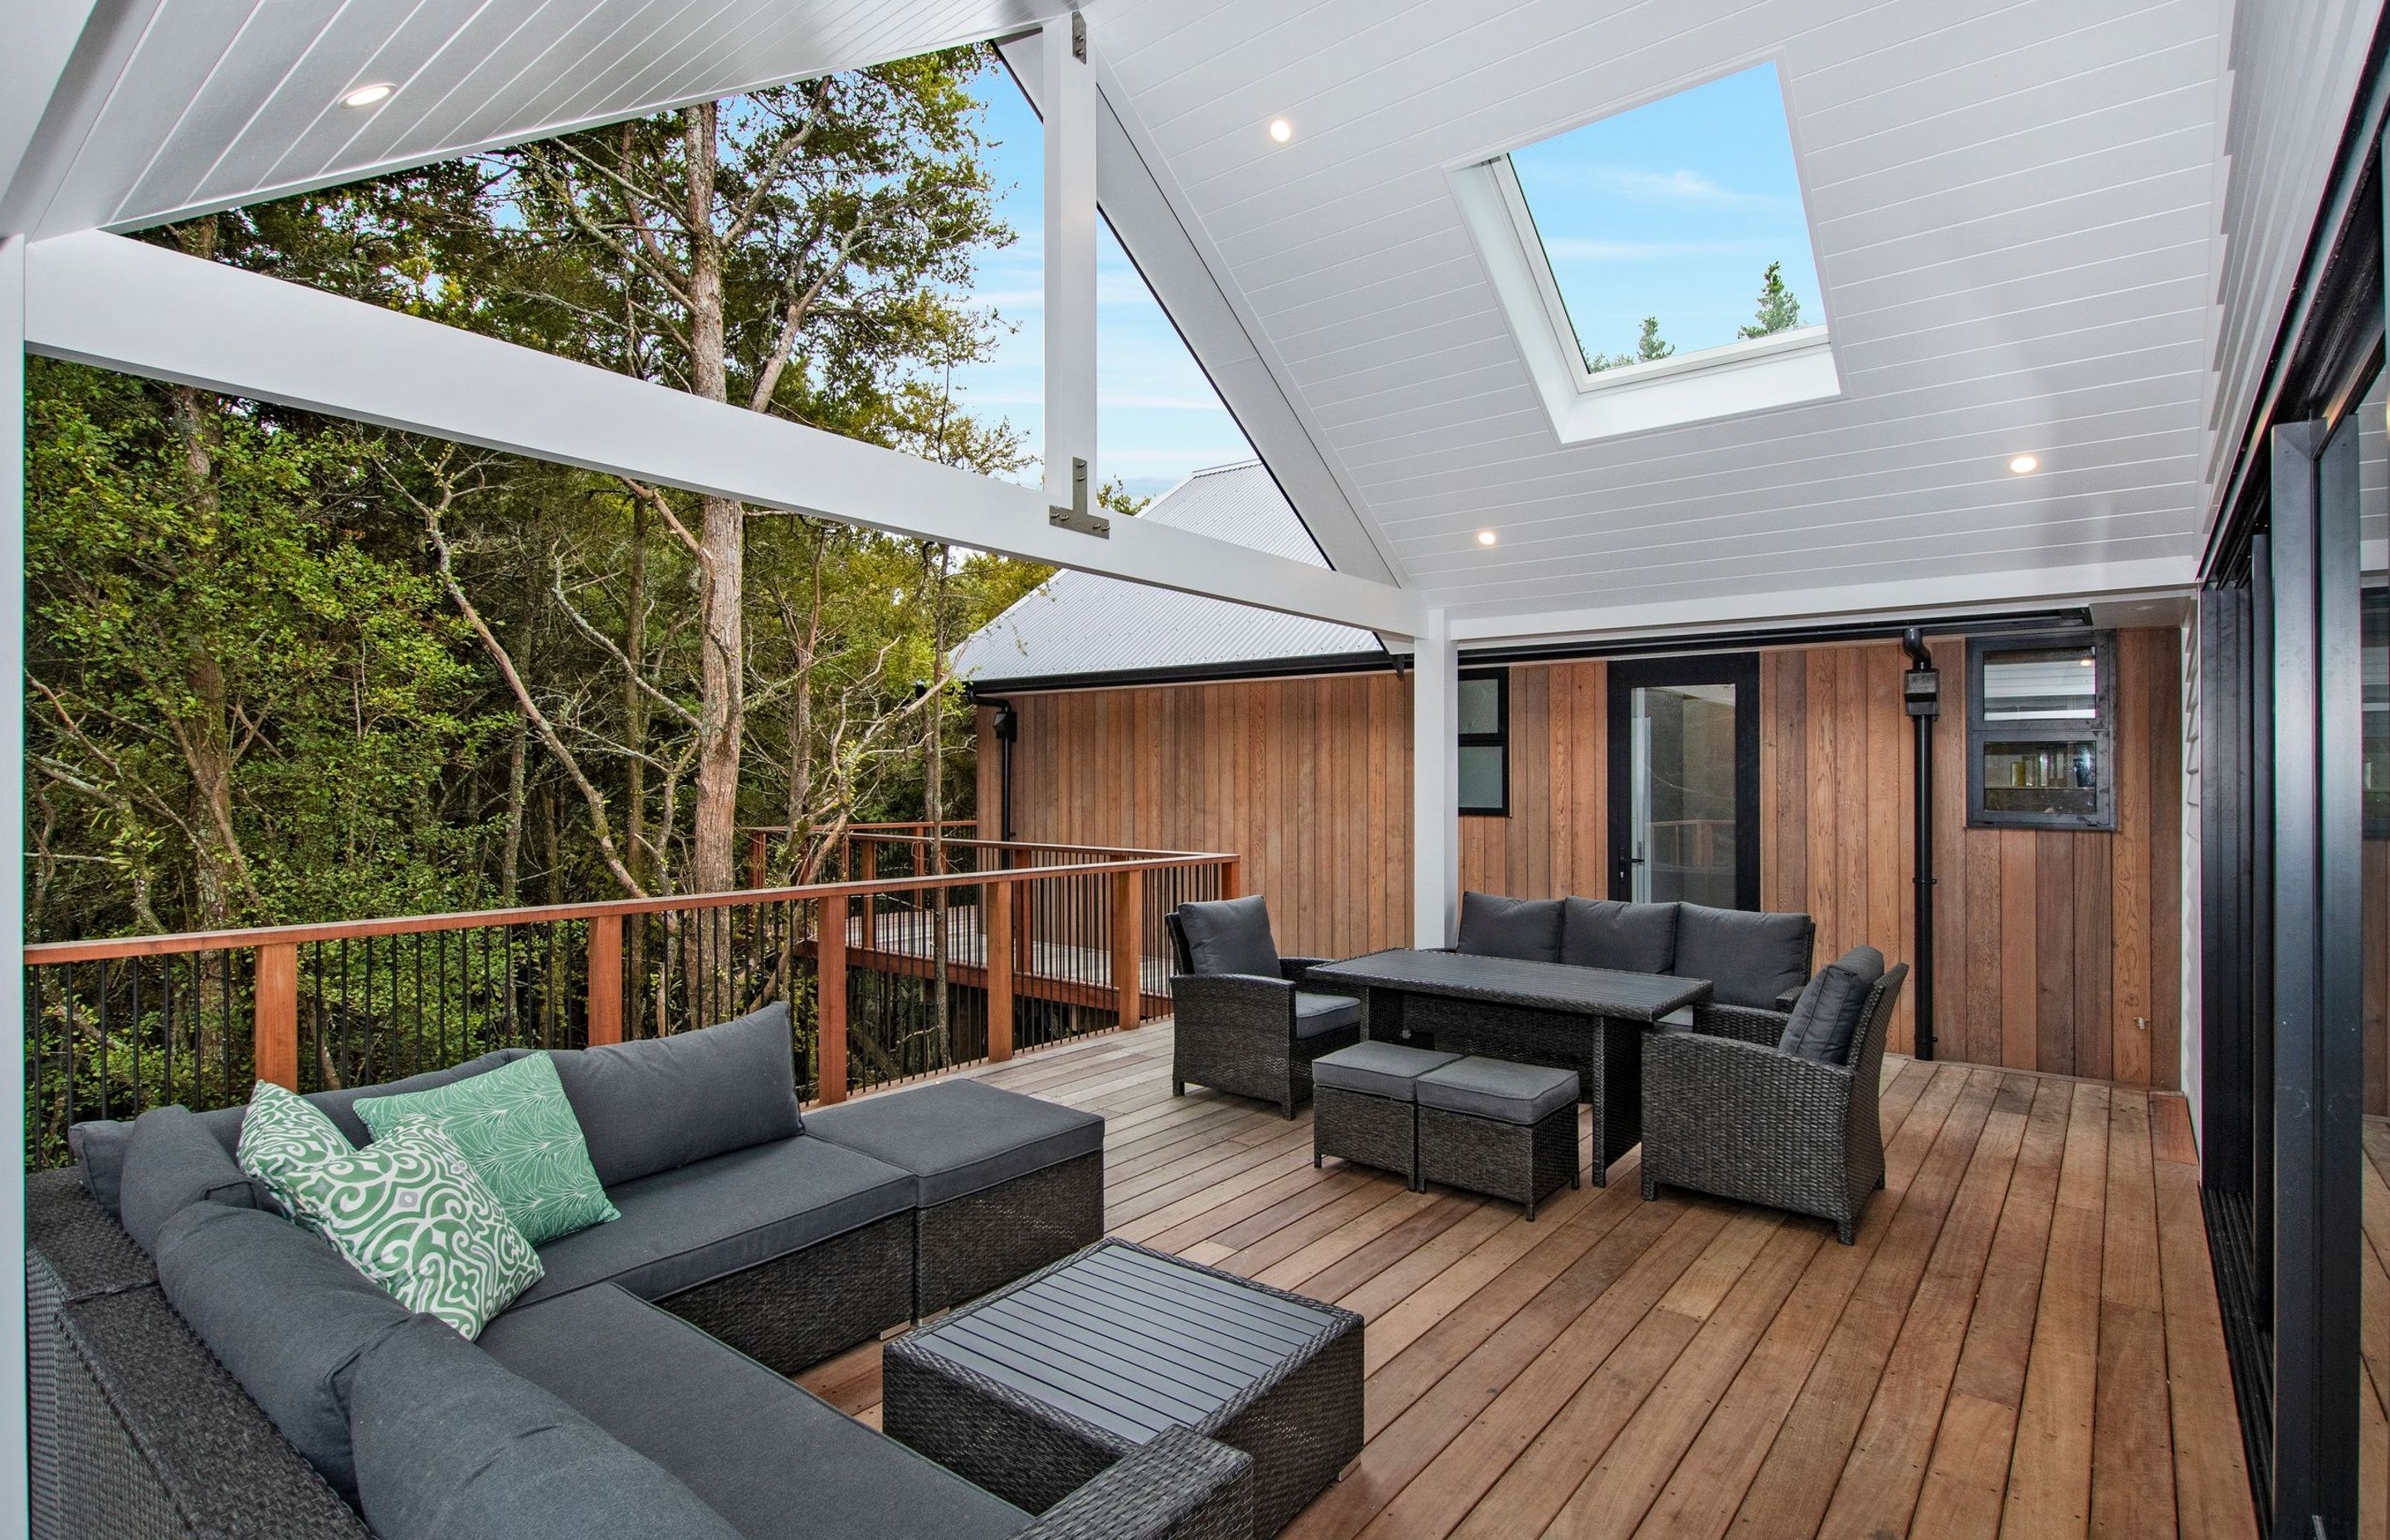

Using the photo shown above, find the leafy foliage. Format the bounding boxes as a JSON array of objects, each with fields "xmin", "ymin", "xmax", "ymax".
[{"xmin": 1738, "ymin": 260, "xmax": 1805, "ymax": 339}]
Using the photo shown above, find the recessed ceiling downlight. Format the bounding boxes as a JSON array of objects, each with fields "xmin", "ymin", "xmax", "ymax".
[
  {"xmin": 2007, "ymin": 454, "xmax": 2040, "ymax": 475},
  {"xmin": 1268, "ymin": 119, "xmax": 1293, "ymax": 144},
  {"xmin": 1475, "ymin": 529, "xmax": 1498, "ymax": 547},
  {"xmin": 341, "ymin": 83, "xmax": 395, "ymax": 109}
]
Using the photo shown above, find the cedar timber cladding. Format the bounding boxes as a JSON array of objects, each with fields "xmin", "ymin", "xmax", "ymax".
[{"xmin": 974, "ymin": 628, "xmax": 2183, "ymax": 1089}]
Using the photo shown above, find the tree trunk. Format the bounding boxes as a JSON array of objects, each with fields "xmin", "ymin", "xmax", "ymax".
[
  {"xmin": 161, "ymin": 223, "xmax": 253, "ymax": 932},
  {"xmin": 623, "ymin": 500, "xmax": 648, "ymax": 893},
  {"xmin": 500, "ymin": 716, "xmax": 527, "ymax": 906},
  {"xmin": 684, "ymin": 102, "xmax": 744, "ymax": 899}
]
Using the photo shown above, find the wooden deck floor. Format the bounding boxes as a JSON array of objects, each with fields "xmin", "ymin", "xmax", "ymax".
[{"xmin": 795, "ymin": 1021, "xmax": 2259, "ymax": 1540}]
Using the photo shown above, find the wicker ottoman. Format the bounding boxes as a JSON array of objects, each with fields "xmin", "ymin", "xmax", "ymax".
[
  {"xmin": 883, "ymin": 1238, "xmax": 1363, "ymax": 1539},
  {"xmin": 802, "ymin": 1079, "xmax": 1105, "ymax": 1318},
  {"xmin": 1415, "ymin": 1057, "xmax": 1582, "ymax": 1220},
  {"xmin": 1310, "ymin": 1041, "xmax": 1460, "ymax": 1190}
]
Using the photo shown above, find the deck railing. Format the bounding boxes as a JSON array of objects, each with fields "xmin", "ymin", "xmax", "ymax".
[{"xmin": 21, "ymin": 841, "xmax": 1240, "ymax": 1169}]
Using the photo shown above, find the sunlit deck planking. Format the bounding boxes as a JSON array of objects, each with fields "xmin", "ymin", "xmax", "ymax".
[{"xmin": 796, "ymin": 1021, "xmax": 2258, "ymax": 1540}]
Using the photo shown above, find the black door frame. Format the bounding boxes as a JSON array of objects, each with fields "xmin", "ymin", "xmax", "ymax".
[{"xmin": 1605, "ymin": 652, "xmax": 1762, "ymax": 911}]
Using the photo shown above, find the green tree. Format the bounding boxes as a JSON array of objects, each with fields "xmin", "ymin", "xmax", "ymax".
[
  {"xmin": 1739, "ymin": 261, "xmax": 1804, "ymax": 339},
  {"xmin": 1584, "ymin": 315, "xmax": 1674, "ymax": 373}
]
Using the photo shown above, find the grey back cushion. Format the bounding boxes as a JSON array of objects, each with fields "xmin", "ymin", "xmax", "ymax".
[
  {"xmin": 1558, "ymin": 899, "xmax": 1679, "ymax": 974},
  {"xmin": 116, "ymin": 1105, "xmax": 257, "ymax": 1253},
  {"xmin": 1778, "ymin": 946, "xmax": 1887, "ymax": 1065},
  {"xmin": 1673, "ymin": 904, "xmax": 1816, "ymax": 1009},
  {"xmin": 551, "ymin": 1001, "xmax": 803, "ymax": 1189},
  {"xmin": 72, "ymin": 1048, "xmax": 533, "ymax": 1216},
  {"xmin": 1173, "ymin": 894, "xmax": 1282, "ymax": 977},
  {"xmin": 1456, "ymin": 891, "xmax": 1564, "ymax": 963},
  {"xmin": 351, "ymin": 1314, "xmax": 743, "ymax": 1540},
  {"xmin": 151, "ymin": 1201, "xmax": 415, "ymax": 1499}
]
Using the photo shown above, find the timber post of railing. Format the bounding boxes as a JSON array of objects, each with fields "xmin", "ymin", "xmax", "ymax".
[
  {"xmin": 817, "ymin": 892, "xmax": 848, "ymax": 1104},
  {"xmin": 987, "ymin": 876, "xmax": 1015, "ymax": 1062},
  {"xmin": 254, "ymin": 943, "xmax": 299, "ymax": 1090},
  {"xmin": 747, "ymin": 831, "xmax": 768, "ymax": 890},
  {"xmin": 586, "ymin": 915, "xmax": 623, "ymax": 1046},
  {"xmin": 1222, "ymin": 858, "xmax": 1242, "ymax": 901},
  {"xmin": 857, "ymin": 843, "xmax": 877, "ymax": 950},
  {"xmin": 1112, "ymin": 868, "xmax": 1144, "ymax": 1031}
]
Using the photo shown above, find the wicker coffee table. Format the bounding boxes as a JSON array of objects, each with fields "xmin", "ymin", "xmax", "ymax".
[{"xmin": 882, "ymin": 1239, "xmax": 1363, "ymax": 1539}]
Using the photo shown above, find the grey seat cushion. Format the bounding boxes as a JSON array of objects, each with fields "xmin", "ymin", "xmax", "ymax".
[
  {"xmin": 1173, "ymin": 894, "xmax": 1282, "ymax": 977},
  {"xmin": 1559, "ymin": 898, "xmax": 1679, "ymax": 975},
  {"xmin": 72, "ymin": 1049, "xmax": 532, "ymax": 1216},
  {"xmin": 1672, "ymin": 904, "xmax": 1816, "ymax": 1009},
  {"xmin": 116, "ymin": 1106, "xmax": 258, "ymax": 1253},
  {"xmin": 1778, "ymin": 946, "xmax": 1885, "ymax": 1065},
  {"xmin": 481, "ymin": 1284, "xmax": 1031, "ymax": 1540},
  {"xmin": 512, "ymin": 1133, "xmax": 912, "ymax": 1309},
  {"xmin": 549, "ymin": 1002, "xmax": 804, "ymax": 1188},
  {"xmin": 1293, "ymin": 991, "xmax": 1363, "ymax": 1039},
  {"xmin": 1312, "ymin": 1041, "xmax": 1461, "ymax": 1101},
  {"xmin": 350, "ymin": 1314, "xmax": 742, "ymax": 1540},
  {"xmin": 801, "ymin": 1079, "xmax": 1101, "ymax": 1207},
  {"xmin": 1456, "ymin": 891, "xmax": 1564, "ymax": 963},
  {"xmin": 150, "ymin": 1201, "xmax": 415, "ymax": 1500},
  {"xmin": 1416, "ymin": 1057, "xmax": 1581, "ymax": 1125}
]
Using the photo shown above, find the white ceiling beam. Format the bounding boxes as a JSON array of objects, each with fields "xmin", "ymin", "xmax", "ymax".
[
  {"xmin": 998, "ymin": 28, "xmax": 1403, "ymax": 588},
  {"xmin": 25, "ymin": 229, "xmax": 1427, "ymax": 637},
  {"xmin": 1441, "ymin": 554, "xmax": 2198, "ymax": 646},
  {"xmin": 1041, "ymin": 12, "xmax": 1096, "ymax": 509}
]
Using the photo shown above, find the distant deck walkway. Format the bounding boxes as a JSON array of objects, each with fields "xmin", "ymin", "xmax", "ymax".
[{"xmin": 798, "ymin": 1021, "xmax": 2259, "ymax": 1540}]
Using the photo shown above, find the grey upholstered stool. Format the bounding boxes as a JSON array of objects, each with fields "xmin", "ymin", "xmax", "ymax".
[
  {"xmin": 1310, "ymin": 1041, "xmax": 1459, "ymax": 1190},
  {"xmin": 1414, "ymin": 1057, "xmax": 1582, "ymax": 1219}
]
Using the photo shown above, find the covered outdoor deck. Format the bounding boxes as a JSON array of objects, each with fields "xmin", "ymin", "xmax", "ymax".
[{"xmin": 798, "ymin": 1021, "xmax": 2257, "ymax": 1540}]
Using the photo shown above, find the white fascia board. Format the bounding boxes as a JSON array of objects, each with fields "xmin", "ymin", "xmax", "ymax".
[
  {"xmin": 997, "ymin": 29, "xmax": 1405, "ymax": 589},
  {"xmin": 25, "ymin": 230, "xmax": 1426, "ymax": 637},
  {"xmin": 1442, "ymin": 554, "xmax": 2199, "ymax": 646}
]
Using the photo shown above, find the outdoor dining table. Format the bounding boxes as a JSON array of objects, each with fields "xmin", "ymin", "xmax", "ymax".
[{"xmin": 1303, "ymin": 949, "xmax": 1712, "ymax": 1187}]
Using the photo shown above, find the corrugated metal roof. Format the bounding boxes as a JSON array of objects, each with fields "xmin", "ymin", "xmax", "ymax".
[{"xmin": 952, "ymin": 461, "xmax": 1385, "ymax": 687}]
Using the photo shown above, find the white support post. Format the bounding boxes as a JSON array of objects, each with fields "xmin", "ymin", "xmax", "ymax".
[
  {"xmin": 1412, "ymin": 608, "xmax": 1459, "ymax": 948},
  {"xmin": 1041, "ymin": 9, "xmax": 1097, "ymax": 506},
  {"xmin": 1, "ymin": 231, "xmax": 29, "ymax": 1513}
]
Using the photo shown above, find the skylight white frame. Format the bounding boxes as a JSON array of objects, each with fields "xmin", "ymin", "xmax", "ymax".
[{"xmin": 1448, "ymin": 71, "xmax": 1842, "ymax": 446}]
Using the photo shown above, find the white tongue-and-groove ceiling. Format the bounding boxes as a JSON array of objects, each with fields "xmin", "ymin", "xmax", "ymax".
[
  {"xmin": 1086, "ymin": 0, "xmax": 2231, "ymax": 632},
  {"xmin": 6, "ymin": 0, "xmax": 1063, "ymax": 238}
]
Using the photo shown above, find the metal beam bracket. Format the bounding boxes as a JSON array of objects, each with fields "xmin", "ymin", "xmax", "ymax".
[{"xmin": 1046, "ymin": 457, "xmax": 1108, "ymax": 537}]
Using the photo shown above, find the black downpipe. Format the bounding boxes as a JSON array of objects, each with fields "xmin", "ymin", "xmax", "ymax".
[
  {"xmin": 988, "ymin": 701, "xmax": 1019, "ymax": 843},
  {"xmin": 1900, "ymin": 629, "xmax": 1939, "ymax": 1061}
]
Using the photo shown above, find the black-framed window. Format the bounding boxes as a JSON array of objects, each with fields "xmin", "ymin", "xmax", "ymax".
[
  {"xmin": 1965, "ymin": 630, "xmax": 2118, "ymax": 831},
  {"xmin": 1458, "ymin": 669, "xmax": 1509, "ymax": 816}
]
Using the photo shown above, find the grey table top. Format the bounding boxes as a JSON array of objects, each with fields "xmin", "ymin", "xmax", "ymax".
[
  {"xmin": 900, "ymin": 1240, "xmax": 1347, "ymax": 1445},
  {"xmin": 1307, "ymin": 948, "xmax": 1713, "ymax": 1024}
]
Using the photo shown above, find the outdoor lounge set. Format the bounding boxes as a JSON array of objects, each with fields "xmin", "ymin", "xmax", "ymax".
[
  {"xmin": 1170, "ymin": 891, "xmax": 1908, "ymax": 1241},
  {"xmin": 22, "ymin": 1005, "xmax": 1293, "ymax": 1540}
]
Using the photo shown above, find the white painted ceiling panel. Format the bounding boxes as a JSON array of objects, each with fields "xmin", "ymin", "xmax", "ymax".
[
  {"xmin": 1086, "ymin": 0, "xmax": 2233, "ymax": 628},
  {"xmin": 12, "ymin": 0, "xmax": 1064, "ymax": 236}
]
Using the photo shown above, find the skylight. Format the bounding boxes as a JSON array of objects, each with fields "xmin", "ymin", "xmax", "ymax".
[{"xmin": 1452, "ymin": 62, "xmax": 1840, "ymax": 442}]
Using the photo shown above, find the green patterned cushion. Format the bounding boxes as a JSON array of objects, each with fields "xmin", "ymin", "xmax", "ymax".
[
  {"xmin": 354, "ymin": 1053, "xmax": 617, "ymax": 1246},
  {"xmin": 235, "ymin": 1081, "xmax": 354, "ymax": 1228},
  {"xmin": 279, "ymin": 1120, "xmax": 544, "ymax": 1339}
]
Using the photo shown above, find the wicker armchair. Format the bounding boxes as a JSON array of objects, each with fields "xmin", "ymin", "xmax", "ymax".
[
  {"xmin": 1640, "ymin": 962, "xmax": 1909, "ymax": 1244},
  {"xmin": 1165, "ymin": 899, "xmax": 1362, "ymax": 1118}
]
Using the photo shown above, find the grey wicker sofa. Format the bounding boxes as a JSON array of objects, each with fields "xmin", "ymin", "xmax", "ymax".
[
  {"xmin": 1453, "ymin": 890, "xmax": 1818, "ymax": 1032},
  {"xmin": 1640, "ymin": 952, "xmax": 1910, "ymax": 1244},
  {"xmin": 28, "ymin": 1011, "xmax": 1247, "ymax": 1540},
  {"xmin": 1164, "ymin": 895, "xmax": 1363, "ymax": 1118}
]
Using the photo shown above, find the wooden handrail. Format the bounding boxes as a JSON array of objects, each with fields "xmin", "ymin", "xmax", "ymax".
[{"xmin": 22, "ymin": 850, "xmax": 1238, "ymax": 965}]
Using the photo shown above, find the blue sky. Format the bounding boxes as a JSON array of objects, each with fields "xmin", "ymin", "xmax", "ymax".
[
  {"xmin": 1508, "ymin": 62, "xmax": 1824, "ymax": 365},
  {"xmin": 944, "ymin": 60, "xmax": 1256, "ymax": 501}
]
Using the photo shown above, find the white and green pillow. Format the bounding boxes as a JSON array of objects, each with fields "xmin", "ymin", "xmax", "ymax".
[
  {"xmin": 277, "ymin": 1118, "xmax": 544, "ymax": 1339},
  {"xmin": 355, "ymin": 1053, "xmax": 617, "ymax": 1246},
  {"xmin": 235, "ymin": 1081, "xmax": 354, "ymax": 1227}
]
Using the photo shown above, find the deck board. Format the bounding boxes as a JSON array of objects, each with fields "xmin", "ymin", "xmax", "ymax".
[{"xmin": 793, "ymin": 1021, "xmax": 2257, "ymax": 1539}]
